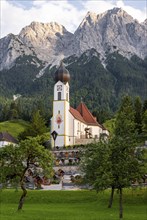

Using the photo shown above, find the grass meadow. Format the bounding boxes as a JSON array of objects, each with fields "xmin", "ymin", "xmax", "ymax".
[
  {"xmin": 0, "ymin": 188, "xmax": 147, "ymax": 220},
  {"xmin": 0, "ymin": 120, "xmax": 30, "ymax": 138}
]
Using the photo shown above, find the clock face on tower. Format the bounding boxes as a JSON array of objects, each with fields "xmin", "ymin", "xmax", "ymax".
[
  {"xmin": 57, "ymin": 85, "xmax": 62, "ymax": 91},
  {"xmin": 56, "ymin": 113, "xmax": 63, "ymax": 125}
]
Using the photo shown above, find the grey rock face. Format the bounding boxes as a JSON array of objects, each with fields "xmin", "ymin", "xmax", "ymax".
[
  {"xmin": 0, "ymin": 8, "xmax": 146, "ymax": 71},
  {"xmin": 71, "ymin": 8, "xmax": 147, "ymax": 59}
]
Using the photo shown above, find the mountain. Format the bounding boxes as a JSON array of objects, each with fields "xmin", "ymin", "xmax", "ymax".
[
  {"xmin": 0, "ymin": 22, "xmax": 73, "ymax": 70},
  {"xmin": 0, "ymin": 8, "xmax": 147, "ymax": 117},
  {"xmin": 1, "ymin": 7, "xmax": 146, "ymax": 70},
  {"xmin": 72, "ymin": 8, "xmax": 147, "ymax": 59}
]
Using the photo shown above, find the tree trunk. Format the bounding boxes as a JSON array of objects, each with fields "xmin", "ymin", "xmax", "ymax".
[
  {"xmin": 108, "ymin": 186, "xmax": 115, "ymax": 208},
  {"xmin": 119, "ymin": 187, "xmax": 123, "ymax": 219},
  {"xmin": 18, "ymin": 181, "xmax": 27, "ymax": 211}
]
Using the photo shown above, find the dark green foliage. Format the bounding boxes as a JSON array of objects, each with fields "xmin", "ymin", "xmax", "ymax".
[
  {"xmin": 0, "ymin": 137, "xmax": 53, "ymax": 210},
  {"xmin": 114, "ymin": 95, "xmax": 135, "ymax": 137},
  {"xmin": 19, "ymin": 110, "xmax": 48, "ymax": 140},
  {"xmin": 81, "ymin": 95, "xmax": 146, "ymax": 219},
  {"xmin": 0, "ymin": 96, "xmax": 52, "ymax": 122},
  {"xmin": 66, "ymin": 51, "xmax": 116, "ymax": 111},
  {"xmin": 92, "ymin": 109, "xmax": 113, "ymax": 124},
  {"xmin": 0, "ymin": 50, "xmax": 146, "ymax": 119},
  {"xmin": 142, "ymin": 99, "xmax": 147, "ymax": 113},
  {"xmin": 81, "ymin": 141, "xmax": 112, "ymax": 191},
  {"xmin": 134, "ymin": 96, "xmax": 143, "ymax": 134},
  {"xmin": 106, "ymin": 53, "xmax": 147, "ymax": 99},
  {"xmin": 142, "ymin": 110, "xmax": 147, "ymax": 133}
]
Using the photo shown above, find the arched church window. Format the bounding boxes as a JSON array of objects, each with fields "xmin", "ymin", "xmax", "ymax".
[{"xmin": 58, "ymin": 92, "xmax": 61, "ymax": 100}]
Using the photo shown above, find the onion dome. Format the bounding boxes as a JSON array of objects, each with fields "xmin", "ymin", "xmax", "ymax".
[{"xmin": 54, "ymin": 61, "xmax": 70, "ymax": 83}]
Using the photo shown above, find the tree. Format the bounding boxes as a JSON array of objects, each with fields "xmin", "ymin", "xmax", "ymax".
[
  {"xmin": 114, "ymin": 95, "xmax": 135, "ymax": 137},
  {"xmin": 81, "ymin": 141, "xmax": 112, "ymax": 191},
  {"xmin": 109, "ymin": 137, "xmax": 144, "ymax": 219},
  {"xmin": 110, "ymin": 95, "xmax": 145, "ymax": 218},
  {"xmin": 134, "ymin": 96, "xmax": 142, "ymax": 134},
  {"xmin": 0, "ymin": 137, "xmax": 53, "ymax": 210},
  {"xmin": 81, "ymin": 95, "xmax": 146, "ymax": 219},
  {"xmin": 142, "ymin": 110, "xmax": 147, "ymax": 133},
  {"xmin": 19, "ymin": 110, "xmax": 48, "ymax": 140},
  {"xmin": 142, "ymin": 99, "xmax": 147, "ymax": 114},
  {"xmin": 30, "ymin": 110, "xmax": 48, "ymax": 135}
]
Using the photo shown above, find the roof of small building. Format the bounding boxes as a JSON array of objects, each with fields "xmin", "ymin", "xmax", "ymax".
[
  {"xmin": 76, "ymin": 102, "xmax": 101, "ymax": 126},
  {"xmin": 0, "ymin": 132, "xmax": 18, "ymax": 144},
  {"xmin": 69, "ymin": 107, "xmax": 86, "ymax": 124},
  {"xmin": 70, "ymin": 102, "xmax": 102, "ymax": 127}
]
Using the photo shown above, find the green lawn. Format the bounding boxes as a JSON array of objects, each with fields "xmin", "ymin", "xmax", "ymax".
[
  {"xmin": 0, "ymin": 188, "xmax": 146, "ymax": 220},
  {"xmin": 0, "ymin": 120, "xmax": 30, "ymax": 138}
]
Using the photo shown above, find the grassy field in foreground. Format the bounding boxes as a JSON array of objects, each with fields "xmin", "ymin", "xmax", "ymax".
[
  {"xmin": 0, "ymin": 120, "xmax": 30, "ymax": 138},
  {"xmin": 0, "ymin": 188, "xmax": 147, "ymax": 220}
]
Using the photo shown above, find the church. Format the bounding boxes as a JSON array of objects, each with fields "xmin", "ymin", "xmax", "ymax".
[{"xmin": 51, "ymin": 62, "xmax": 109, "ymax": 148}]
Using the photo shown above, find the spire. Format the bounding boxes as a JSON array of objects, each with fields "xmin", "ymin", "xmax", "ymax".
[{"xmin": 54, "ymin": 61, "xmax": 70, "ymax": 83}]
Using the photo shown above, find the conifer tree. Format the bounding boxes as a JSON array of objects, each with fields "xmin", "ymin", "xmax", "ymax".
[
  {"xmin": 30, "ymin": 110, "xmax": 47, "ymax": 136},
  {"xmin": 110, "ymin": 95, "xmax": 144, "ymax": 218},
  {"xmin": 134, "ymin": 96, "xmax": 142, "ymax": 134},
  {"xmin": 81, "ymin": 96, "xmax": 146, "ymax": 219},
  {"xmin": 19, "ymin": 110, "xmax": 48, "ymax": 140}
]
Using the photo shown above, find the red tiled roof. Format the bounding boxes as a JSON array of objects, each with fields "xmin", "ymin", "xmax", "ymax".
[
  {"xmin": 0, "ymin": 132, "xmax": 18, "ymax": 144},
  {"xmin": 70, "ymin": 102, "xmax": 102, "ymax": 127},
  {"xmin": 69, "ymin": 107, "xmax": 86, "ymax": 123},
  {"xmin": 76, "ymin": 102, "xmax": 100, "ymax": 126}
]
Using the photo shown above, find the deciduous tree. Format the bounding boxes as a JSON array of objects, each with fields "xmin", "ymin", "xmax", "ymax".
[
  {"xmin": 0, "ymin": 137, "xmax": 53, "ymax": 210},
  {"xmin": 81, "ymin": 96, "xmax": 146, "ymax": 219}
]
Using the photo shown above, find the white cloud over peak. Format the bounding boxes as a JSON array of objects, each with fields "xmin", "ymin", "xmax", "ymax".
[{"xmin": 1, "ymin": 0, "xmax": 146, "ymax": 38}]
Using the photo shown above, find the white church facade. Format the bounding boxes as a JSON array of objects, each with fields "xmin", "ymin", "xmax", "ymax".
[{"xmin": 51, "ymin": 62, "xmax": 109, "ymax": 148}]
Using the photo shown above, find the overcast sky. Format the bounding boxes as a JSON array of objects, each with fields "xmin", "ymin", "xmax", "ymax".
[{"xmin": 1, "ymin": 0, "xmax": 147, "ymax": 38}]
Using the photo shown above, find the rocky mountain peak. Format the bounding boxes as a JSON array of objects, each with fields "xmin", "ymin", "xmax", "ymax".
[
  {"xmin": 109, "ymin": 7, "xmax": 126, "ymax": 15},
  {"xmin": 0, "ymin": 8, "xmax": 146, "ymax": 71},
  {"xmin": 77, "ymin": 11, "xmax": 97, "ymax": 31},
  {"xmin": 18, "ymin": 21, "xmax": 68, "ymax": 46},
  {"xmin": 103, "ymin": 7, "xmax": 134, "ymax": 24},
  {"xmin": 85, "ymin": 11, "xmax": 97, "ymax": 22},
  {"xmin": 73, "ymin": 7, "xmax": 146, "ymax": 59},
  {"xmin": 29, "ymin": 21, "xmax": 66, "ymax": 34},
  {"xmin": 142, "ymin": 19, "xmax": 147, "ymax": 26}
]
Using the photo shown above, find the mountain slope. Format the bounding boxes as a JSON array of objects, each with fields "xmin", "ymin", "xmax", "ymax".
[
  {"xmin": 1, "ymin": 49, "xmax": 146, "ymax": 114},
  {"xmin": 70, "ymin": 8, "xmax": 147, "ymax": 59},
  {"xmin": 0, "ymin": 8, "xmax": 147, "ymax": 115},
  {"xmin": 0, "ymin": 8, "xmax": 146, "ymax": 71}
]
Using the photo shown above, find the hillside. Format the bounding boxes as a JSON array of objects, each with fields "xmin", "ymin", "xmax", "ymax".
[
  {"xmin": 0, "ymin": 8, "xmax": 147, "ymax": 116},
  {"xmin": 0, "ymin": 120, "xmax": 30, "ymax": 138}
]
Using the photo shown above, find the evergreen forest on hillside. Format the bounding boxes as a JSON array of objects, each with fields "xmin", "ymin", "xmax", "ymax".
[{"xmin": 0, "ymin": 50, "xmax": 147, "ymax": 124}]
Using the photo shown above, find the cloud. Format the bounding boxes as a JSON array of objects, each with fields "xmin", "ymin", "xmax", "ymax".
[
  {"xmin": 1, "ymin": 0, "xmax": 85, "ymax": 38},
  {"xmin": 1, "ymin": 0, "xmax": 146, "ymax": 38}
]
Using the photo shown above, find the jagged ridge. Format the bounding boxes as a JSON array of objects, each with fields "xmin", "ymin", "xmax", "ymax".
[{"xmin": 0, "ymin": 7, "xmax": 146, "ymax": 71}]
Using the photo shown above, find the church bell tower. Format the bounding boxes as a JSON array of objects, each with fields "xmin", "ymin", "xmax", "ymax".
[{"xmin": 51, "ymin": 61, "xmax": 70, "ymax": 148}]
